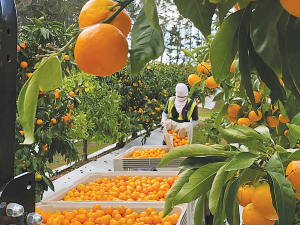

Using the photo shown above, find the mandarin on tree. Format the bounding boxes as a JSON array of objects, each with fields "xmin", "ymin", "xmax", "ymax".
[
  {"xmin": 227, "ymin": 115, "xmax": 236, "ymax": 123},
  {"xmin": 36, "ymin": 119, "xmax": 43, "ymax": 125},
  {"xmin": 280, "ymin": 0, "xmax": 300, "ymax": 18},
  {"xmin": 278, "ymin": 114, "xmax": 290, "ymax": 123},
  {"xmin": 20, "ymin": 43, "xmax": 26, "ymax": 49},
  {"xmin": 242, "ymin": 203, "xmax": 275, "ymax": 225},
  {"xmin": 51, "ymin": 118, "xmax": 57, "ymax": 124},
  {"xmin": 20, "ymin": 61, "xmax": 28, "ymax": 68},
  {"xmin": 237, "ymin": 118, "xmax": 251, "ymax": 127},
  {"xmin": 230, "ymin": 59, "xmax": 236, "ymax": 73},
  {"xmin": 78, "ymin": 0, "xmax": 131, "ymax": 37},
  {"xmin": 205, "ymin": 76, "xmax": 219, "ymax": 89},
  {"xmin": 253, "ymin": 91, "xmax": 261, "ymax": 103},
  {"xmin": 284, "ymin": 130, "xmax": 289, "ymax": 138},
  {"xmin": 237, "ymin": 185, "xmax": 255, "ymax": 207},
  {"xmin": 266, "ymin": 116, "xmax": 279, "ymax": 127},
  {"xmin": 74, "ymin": 24, "xmax": 128, "ymax": 77},
  {"xmin": 69, "ymin": 91, "xmax": 75, "ymax": 98},
  {"xmin": 227, "ymin": 104, "xmax": 241, "ymax": 117},
  {"xmin": 197, "ymin": 62, "xmax": 211, "ymax": 75},
  {"xmin": 187, "ymin": 74, "xmax": 201, "ymax": 86},
  {"xmin": 286, "ymin": 160, "xmax": 300, "ymax": 190},
  {"xmin": 251, "ymin": 184, "xmax": 278, "ymax": 220},
  {"xmin": 248, "ymin": 110, "xmax": 262, "ymax": 121}
]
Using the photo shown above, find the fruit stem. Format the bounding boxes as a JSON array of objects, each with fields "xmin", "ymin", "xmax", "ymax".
[
  {"xmin": 102, "ymin": 0, "xmax": 134, "ymax": 24},
  {"xmin": 107, "ymin": 3, "xmax": 120, "ymax": 11}
]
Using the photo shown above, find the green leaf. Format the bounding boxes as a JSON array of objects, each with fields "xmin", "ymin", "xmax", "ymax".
[
  {"xmin": 286, "ymin": 16, "xmax": 300, "ymax": 97},
  {"xmin": 237, "ymin": 0, "xmax": 248, "ymax": 9},
  {"xmin": 279, "ymin": 100, "xmax": 287, "ymax": 119},
  {"xmin": 188, "ymin": 80, "xmax": 203, "ymax": 98},
  {"xmin": 225, "ymin": 177, "xmax": 241, "ymax": 225},
  {"xmin": 179, "ymin": 156, "xmax": 226, "ymax": 170},
  {"xmin": 238, "ymin": 3, "xmax": 257, "ymax": 113},
  {"xmin": 42, "ymin": 175, "xmax": 54, "ymax": 191},
  {"xmin": 210, "ymin": 10, "xmax": 243, "ymax": 83},
  {"xmin": 268, "ymin": 172, "xmax": 296, "ymax": 225},
  {"xmin": 266, "ymin": 153, "xmax": 284, "ymax": 175},
  {"xmin": 144, "ymin": 0, "xmax": 162, "ymax": 34},
  {"xmin": 209, "ymin": 163, "xmax": 231, "ymax": 215},
  {"xmin": 28, "ymin": 18, "xmax": 44, "ymax": 27},
  {"xmin": 248, "ymin": 37, "xmax": 288, "ymax": 106},
  {"xmin": 288, "ymin": 112, "xmax": 300, "ymax": 147},
  {"xmin": 213, "ymin": 181, "xmax": 227, "ymax": 225},
  {"xmin": 17, "ymin": 75, "xmax": 39, "ymax": 144},
  {"xmin": 179, "ymin": 48, "xmax": 195, "ymax": 59},
  {"xmin": 192, "ymin": 46, "xmax": 207, "ymax": 54},
  {"xmin": 173, "ymin": 162, "xmax": 226, "ymax": 205},
  {"xmin": 240, "ymin": 168, "xmax": 267, "ymax": 185},
  {"xmin": 164, "ymin": 170, "xmax": 195, "ymax": 217},
  {"xmin": 218, "ymin": 0, "xmax": 239, "ymax": 24},
  {"xmin": 277, "ymin": 12, "xmax": 300, "ymax": 102},
  {"xmin": 158, "ymin": 144, "xmax": 235, "ymax": 168},
  {"xmin": 130, "ymin": 7, "xmax": 164, "ymax": 75},
  {"xmin": 216, "ymin": 124, "xmax": 263, "ymax": 144},
  {"xmin": 209, "ymin": 0, "xmax": 222, "ymax": 3},
  {"xmin": 279, "ymin": 150, "xmax": 300, "ymax": 162},
  {"xmin": 254, "ymin": 125, "xmax": 274, "ymax": 144},
  {"xmin": 242, "ymin": 140, "xmax": 266, "ymax": 153},
  {"xmin": 287, "ymin": 123, "xmax": 300, "ymax": 139},
  {"xmin": 225, "ymin": 152, "xmax": 259, "ymax": 171},
  {"xmin": 173, "ymin": 0, "xmax": 216, "ymax": 37},
  {"xmin": 194, "ymin": 195, "xmax": 206, "ymax": 225},
  {"xmin": 250, "ymin": 0, "xmax": 283, "ymax": 75},
  {"xmin": 38, "ymin": 56, "xmax": 62, "ymax": 91}
]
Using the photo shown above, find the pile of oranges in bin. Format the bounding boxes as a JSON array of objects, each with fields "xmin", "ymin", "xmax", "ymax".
[
  {"xmin": 172, "ymin": 135, "xmax": 189, "ymax": 147},
  {"xmin": 36, "ymin": 204, "xmax": 180, "ymax": 225},
  {"xmin": 130, "ymin": 148, "xmax": 167, "ymax": 158}
]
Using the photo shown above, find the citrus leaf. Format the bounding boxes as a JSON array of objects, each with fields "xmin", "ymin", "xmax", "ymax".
[
  {"xmin": 225, "ymin": 152, "xmax": 259, "ymax": 171},
  {"xmin": 173, "ymin": 0, "xmax": 216, "ymax": 37},
  {"xmin": 144, "ymin": 0, "xmax": 162, "ymax": 34},
  {"xmin": 268, "ymin": 171, "xmax": 296, "ymax": 225},
  {"xmin": 287, "ymin": 123, "xmax": 300, "ymax": 139},
  {"xmin": 42, "ymin": 175, "xmax": 54, "ymax": 191},
  {"xmin": 38, "ymin": 56, "xmax": 62, "ymax": 91},
  {"xmin": 192, "ymin": 46, "xmax": 207, "ymax": 54},
  {"xmin": 288, "ymin": 112, "xmax": 300, "ymax": 147},
  {"xmin": 266, "ymin": 153, "xmax": 284, "ymax": 175},
  {"xmin": 254, "ymin": 125, "xmax": 274, "ymax": 144},
  {"xmin": 238, "ymin": 3, "xmax": 257, "ymax": 113},
  {"xmin": 209, "ymin": 0, "xmax": 222, "ymax": 3},
  {"xmin": 157, "ymin": 144, "xmax": 235, "ymax": 168},
  {"xmin": 240, "ymin": 168, "xmax": 267, "ymax": 185},
  {"xmin": 279, "ymin": 150, "xmax": 300, "ymax": 162},
  {"xmin": 173, "ymin": 162, "xmax": 226, "ymax": 205},
  {"xmin": 179, "ymin": 48, "xmax": 195, "ymax": 59},
  {"xmin": 216, "ymin": 124, "xmax": 263, "ymax": 144},
  {"xmin": 209, "ymin": 163, "xmax": 230, "ymax": 215},
  {"xmin": 286, "ymin": 16, "xmax": 300, "ymax": 96},
  {"xmin": 242, "ymin": 140, "xmax": 266, "ymax": 153},
  {"xmin": 225, "ymin": 177, "xmax": 241, "ymax": 225},
  {"xmin": 218, "ymin": 0, "xmax": 238, "ymax": 24},
  {"xmin": 17, "ymin": 75, "xmax": 39, "ymax": 145},
  {"xmin": 188, "ymin": 80, "xmax": 203, "ymax": 98},
  {"xmin": 179, "ymin": 156, "xmax": 226, "ymax": 170},
  {"xmin": 194, "ymin": 195, "xmax": 206, "ymax": 225},
  {"xmin": 213, "ymin": 91, "xmax": 224, "ymax": 101},
  {"xmin": 212, "ymin": 180, "xmax": 227, "ymax": 225},
  {"xmin": 163, "ymin": 170, "xmax": 195, "ymax": 217},
  {"xmin": 130, "ymin": 7, "xmax": 164, "ymax": 75},
  {"xmin": 248, "ymin": 37, "xmax": 288, "ymax": 106},
  {"xmin": 278, "ymin": 12, "xmax": 300, "ymax": 102},
  {"xmin": 210, "ymin": 10, "xmax": 243, "ymax": 83},
  {"xmin": 250, "ymin": 0, "xmax": 283, "ymax": 75}
]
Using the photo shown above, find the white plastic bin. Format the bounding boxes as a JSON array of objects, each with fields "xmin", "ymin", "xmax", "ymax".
[{"xmin": 113, "ymin": 145, "xmax": 183, "ymax": 171}]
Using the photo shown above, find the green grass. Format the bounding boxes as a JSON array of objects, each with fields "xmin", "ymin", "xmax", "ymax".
[{"xmin": 47, "ymin": 139, "xmax": 111, "ymax": 170}]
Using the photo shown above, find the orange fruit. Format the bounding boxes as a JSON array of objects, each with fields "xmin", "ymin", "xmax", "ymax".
[
  {"xmin": 64, "ymin": 55, "xmax": 70, "ymax": 61},
  {"xmin": 227, "ymin": 115, "xmax": 236, "ymax": 123},
  {"xmin": 280, "ymin": 0, "xmax": 300, "ymax": 18},
  {"xmin": 266, "ymin": 116, "xmax": 279, "ymax": 128},
  {"xmin": 227, "ymin": 104, "xmax": 241, "ymax": 117},
  {"xmin": 278, "ymin": 114, "xmax": 290, "ymax": 123},
  {"xmin": 54, "ymin": 92, "xmax": 60, "ymax": 99},
  {"xmin": 279, "ymin": 78, "xmax": 284, "ymax": 86},
  {"xmin": 205, "ymin": 143, "xmax": 210, "ymax": 146},
  {"xmin": 286, "ymin": 161, "xmax": 300, "ymax": 190},
  {"xmin": 253, "ymin": 91, "xmax": 261, "ymax": 103},
  {"xmin": 19, "ymin": 130, "xmax": 24, "ymax": 136},
  {"xmin": 205, "ymin": 76, "xmax": 219, "ymax": 89},
  {"xmin": 252, "ymin": 122, "xmax": 258, "ymax": 128},
  {"xmin": 237, "ymin": 185, "xmax": 255, "ymax": 207},
  {"xmin": 20, "ymin": 43, "xmax": 26, "ymax": 49},
  {"xmin": 187, "ymin": 74, "xmax": 201, "ymax": 86},
  {"xmin": 20, "ymin": 61, "xmax": 28, "ymax": 68},
  {"xmin": 251, "ymin": 184, "xmax": 278, "ymax": 220},
  {"xmin": 242, "ymin": 203, "xmax": 275, "ymax": 225},
  {"xmin": 78, "ymin": 0, "xmax": 131, "ymax": 37},
  {"xmin": 104, "ymin": 206, "xmax": 114, "ymax": 215},
  {"xmin": 248, "ymin": 110, "xmax": 262, "ymax": 121},
  {"xmin": 237, "ymin": 118, "xmax": 251, "ymax": 127},
  {"xmin": 36, "ymin": 119, "xmax": 43, "ymax": 125},
  {"xmin": 17, "ymin": 45, "xmax": 21, "ymax": 51},
  {"xmin": 284, "ymin": 130, "xmax": 289, "ymax": 138},
  {"xmin": 51, "ymin": 118, "xmax": 57, "ymax": 124},
  {"xmin": 74, "ymin": 24, "xmax": 128, "ymax": 77},
  {"xmin": 197, "ymin": 62, "xmax": 211, "ymax": 75},
  {"xmin": 69, "ymin": 91, "xmax": 75, "ymax": 98},
  {"xmin": 27, "ymin": 73, "xmax": 33, "ymax": 78},
  {"xmin": 230, "ymin": 59, "xmax": 236, "ymax": 73}
]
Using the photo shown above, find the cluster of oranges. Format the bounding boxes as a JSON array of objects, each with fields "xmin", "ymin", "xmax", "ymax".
[
  {"xmin": 62, "ymin": 175, "xmax": 177, "ymax": 202},
  {"xmin": 286, "ymin": 160, "xmax": 300, "ymax": 199},
  {"xmin": 239, "ymin": 184, "xmax": 278, "ymax": 225},
  {"xmin": 167, "ymin": 130, "xmax": 176, "ymax": 135},
  {"xmin": 173, "ymin": 135, "xmax": 189, "ymax": 147},
  {"xmin": 130, "ymin": 148, "xmax": 167, "ymax": 158},
  {"xmin": 74, "ymin": 0, "xmax": 131, "ymax": 77},
  {"xmin": 187, "ymin": 62, "xmax": 219, "ymax": 89},
  {"xmin": 36, "ymin": 204, "xmax": 180, "ymax": 225}
]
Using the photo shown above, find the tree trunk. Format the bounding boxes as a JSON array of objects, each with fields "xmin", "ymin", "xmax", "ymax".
[{"xmin": 81, "ymin": 139, "xmax": 88, "ymax": 161}]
